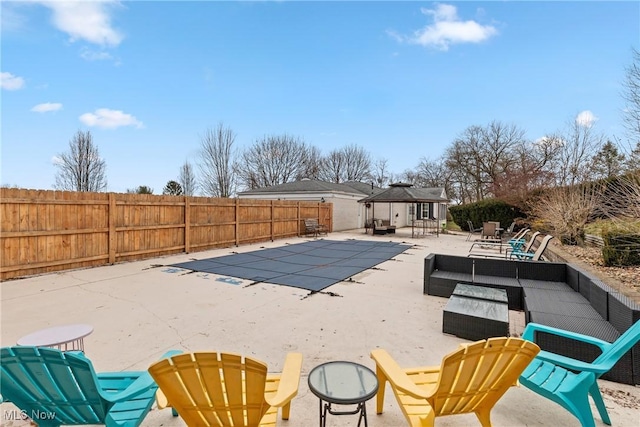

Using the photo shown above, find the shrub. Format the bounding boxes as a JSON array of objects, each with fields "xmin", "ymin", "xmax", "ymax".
[
  {"xmin": 527, "ymin": 183, "xmax": 602, "ymax": 245},
  {"xmin": 449, "ymin": 199, "xmax": 525, "ymax": 231},
  {"xmin": 601, "ymin": 224, "xmax": 640, "ymax": 266}
]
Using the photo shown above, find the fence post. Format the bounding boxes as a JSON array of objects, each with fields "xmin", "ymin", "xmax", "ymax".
[
  {"xmin": 235, "ymin": 198, "xmax": 240, "ymax": 246},
  {"xmin": 108, "ymin": 193, "xmax": 116, "ymax": 264},
  {"xmin": 184, "ymin": 196, "xmax": 190, "ymax": 253},
  {"xmin": 271, "ymin": 200, "xmax": 275, "ymax": 241},
  {"xmin": 297, "ymin": 202, "xmax": 301, "ymax": 236}
]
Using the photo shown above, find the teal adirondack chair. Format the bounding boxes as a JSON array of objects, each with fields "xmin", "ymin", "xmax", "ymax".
[
  {"xmin": 519, "ymin": 320, "xmax": 640, "ymax": 427},
  {"xmin": 509, "ymin": 234, "xmax": 554, "ymax": 261},
  {"xmin": 0, "ymin": 346, "xmax": 180, "ymax": 427},
  {"xmin": 507, "ymin": 228, "xmax": 530, "ymax": 251}
]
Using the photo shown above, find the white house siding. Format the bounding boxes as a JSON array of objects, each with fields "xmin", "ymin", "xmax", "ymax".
[
  {"xmin": 327, "ymin": 197, "xmax": 358, "ymax": 231},
  {"xmin": 237, "ymin": 192, "xmax": 363, "ymax": 232},
  {"xmin": 365, "ymin": 202, "xmax": 409, "ymax": 227}
]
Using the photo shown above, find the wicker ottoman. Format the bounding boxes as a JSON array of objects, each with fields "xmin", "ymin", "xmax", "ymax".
[{"xmin": 443, "ymin": 284, "xmax": 509, "ymax": 341}]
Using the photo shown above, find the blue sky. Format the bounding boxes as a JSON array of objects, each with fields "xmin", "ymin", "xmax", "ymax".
[{"xmin": 1, "ymin": 1, "xmax": 638, "ymax": 194}]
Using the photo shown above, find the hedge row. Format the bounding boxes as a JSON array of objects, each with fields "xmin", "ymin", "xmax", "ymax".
[
  {"xmin": 602, "ymin": 229, "xmax": 640, "ymax": 267},
  {"xmin": 449, "ymin": 199, "xmax": 525, "ymax": 231}
]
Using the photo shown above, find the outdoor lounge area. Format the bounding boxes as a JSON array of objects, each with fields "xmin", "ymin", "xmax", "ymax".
[
  {"xmin": 1, "ymin": 230, "xmax": 639, "ymax": 427},
  {"xmin": 424, "ymin": 254, "xmax": 640, "ymax": 385}
]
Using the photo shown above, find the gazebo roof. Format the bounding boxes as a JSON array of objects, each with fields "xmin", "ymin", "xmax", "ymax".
[{"xmin": 358, "ymin": 183, "xmax": 448, "ymax": 203}]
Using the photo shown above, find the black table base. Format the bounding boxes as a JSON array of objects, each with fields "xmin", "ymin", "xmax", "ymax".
[{"xmin": 319, "ymin": 399, "xmax": 369, "ymax": 427}]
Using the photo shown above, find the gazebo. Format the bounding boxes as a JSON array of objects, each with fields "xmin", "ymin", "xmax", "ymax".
[{"xmin": 358, "ymin": 183, "xmax": 449, "ymax": 237}]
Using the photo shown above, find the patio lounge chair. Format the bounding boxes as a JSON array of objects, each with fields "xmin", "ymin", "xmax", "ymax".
[
  {"xmin": 519, "ymin": 320, "xmax": 640, "ymax": 427},
  {"xmin": 466, "ymin": 220, "xmax": 483, "ymax": 241},
  {"xmin": 148, "ymin": 351, "xmax": 303, "ymax": 427},
  {"xmin": 468, "ymin": 228, "xmax": 530, "ymax": 253},
  {"xmin": 502, "ymin": 221, "xmax": 517, "ymax": 238},
  {"xmin": 0, "ymin": 346, "xmax": 179, "ymax": 427},
  {"xmin": 510, "ymin": 234, "xmax": 554, "ymax": 261},
  {"xmin": 370, "ymin": 337, "xmax": 540, "ymax": 427}
]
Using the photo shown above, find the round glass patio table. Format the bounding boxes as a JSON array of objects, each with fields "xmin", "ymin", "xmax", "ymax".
[
  {"xmin": 17, "ymin": 324, "xmax": 93, "ymax": 352},
  {"xmin": 308, "ymin": 360, "xmax": 379, "ymax": 427}
]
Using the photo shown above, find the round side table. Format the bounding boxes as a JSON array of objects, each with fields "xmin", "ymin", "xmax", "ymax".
[
  {"xmin": 17, "ymin": 324, "xmax": 93, "ymax": 352},
  {"xmin": 308, "ymin": 360, "xmax": 379, "ymax": 427}
]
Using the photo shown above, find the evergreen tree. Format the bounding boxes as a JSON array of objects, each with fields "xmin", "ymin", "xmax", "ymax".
[
  {"xmin": 592, "ymin": 140, "xmax": 625, "ymax": 179},
  {"xmin": 163, "ymin": 180, "xmax": 183, "ymax": 195}
]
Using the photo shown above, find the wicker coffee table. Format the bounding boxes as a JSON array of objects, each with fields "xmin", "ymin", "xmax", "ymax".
[{"xmin": 443, "ymin": 283, "xmax": 509, "ymax": 341}]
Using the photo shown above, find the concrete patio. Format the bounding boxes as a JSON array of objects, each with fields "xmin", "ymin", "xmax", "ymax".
[{"xmin": 1, "ymin": 229, "xmax": 639, "ymax": 426}]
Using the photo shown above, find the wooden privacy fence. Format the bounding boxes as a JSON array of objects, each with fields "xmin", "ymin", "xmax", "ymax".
[{"xmin": 0, "ymin": 188, "xmax": 333, "ymax": 281}]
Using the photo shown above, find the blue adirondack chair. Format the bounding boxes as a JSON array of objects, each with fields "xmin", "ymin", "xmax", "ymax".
[
  {"xmin": 519, "ymin": 320, "xmax": 640, "ymax": 427},
  {"xmin": 0, "ymin": 346, "xmax": 180, "ymax": 427},
  {"xmin": 510, "ymin": 234, "xmax": 554, "ymax": 261}
]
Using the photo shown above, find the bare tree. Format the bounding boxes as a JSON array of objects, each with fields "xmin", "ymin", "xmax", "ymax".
[
  {"xmin": 319, "ymin": 144, "xmax": 371, "ymax": 183},
  {"xmin": 53, "ymin": 130, "xmax": 107, "ymax": 192},
  {"xmin": 235, "ymin": 134, "xmax": 311, "ymax": 190},
  {"xmin": 415, "ymin": 156, "xmax": 456, "ymax": 200},
  {"xmin": 445, "ymin": 125, "xmax": 487, "ymax": 202},
  {"xmin": 297, "ymin": 145, "xmax": 323, "ymax": 180},
  {"xmin": 491, "ymin": 139, "xmax": 558, "ymax": 204},
  {"xmin": 342, "ymin": 144, "xmax": 371, "ymax": 181},
  {"xmin": 621, "ymin": 47, "xmax": 640, "ymax": 144},
  {"xmin": 319, "ymin": 149, "xmax": 345, "ymax": 183},
  {"xmin": 371, "ymin": 158, "xmax": 391, "ymax": 187},
  {"xmin": 179, "ymin": 160, "xmax": 197, "ymax": 196},
  {"xmin": 444, "ymin": 122, "xmax": 525, "ymax": 202},
  {"xmin": 397, "ymin": 169, "xmax": 420, "ymax": 186},
  {"xmin": 549, "ymin": 117, "xmax": 604, "ymax": 186},
  {"xmin": 199, "ymin": 123, "xmax": 236, "ymax": 197}
]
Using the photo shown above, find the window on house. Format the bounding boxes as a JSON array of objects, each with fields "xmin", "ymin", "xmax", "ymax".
[{"xmin": 415, "ymin": 203, "xmax": 435, "ymax": 220}]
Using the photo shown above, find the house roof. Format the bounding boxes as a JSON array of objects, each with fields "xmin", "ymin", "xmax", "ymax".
[
  {"xmin": 341, "ymin": 181, "xmax": 386, "ymax": 196},
  {"xmin": 237, "ymin": 179, "xmax": 382, "ymax": 196},
  {"xmin": 358, "ymin": 183, "xmax": 448, "ymax": 203}
]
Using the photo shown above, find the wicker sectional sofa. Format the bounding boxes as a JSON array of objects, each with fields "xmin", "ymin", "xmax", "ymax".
[{"xmin": 424, "ymin": 253, "xmax": 640, "ymax": 385}]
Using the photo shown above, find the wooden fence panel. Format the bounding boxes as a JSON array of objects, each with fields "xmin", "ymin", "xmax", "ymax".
[{"xmin": 0, "ymin": 188, "xmax": 332, "ymax": 280}]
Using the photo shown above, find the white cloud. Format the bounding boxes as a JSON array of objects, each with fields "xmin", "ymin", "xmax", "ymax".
[
  {"xmin": 31, "ymin": 102, "xmax": 63, "ymax": 113},
  {"xmin": 39, "ymin": 0, "xmax": 123, "ymax": 47},
  {"xmin": 80, "ymin": 47, "xmax": 114, "ymax": 61},
  {"xmin": 575, "ymin": 110, "xmax": 598, "ymax": 128},
  {"xmin": 390, "ymin": 3, "xmax": 498, "ymax": 51},
  {"xmin": 79, "ymin": 108, "xmax": 143, "ymax": 129},
  {"xmin": 1, "ymin": 72, "xmax": 26, "ymax": 90},
  {"xmin": 1, "ymin": 3, "xmax": 28, "ymax": 33}
]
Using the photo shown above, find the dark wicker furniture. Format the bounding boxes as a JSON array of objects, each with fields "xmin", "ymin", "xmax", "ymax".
[
  {"xmin": 424, "ymin": 253, "xmax": 640, "ymax": 385},
  {"xmin": 443, "ymin": 284, "xmax": 509, "ymax": 341}
]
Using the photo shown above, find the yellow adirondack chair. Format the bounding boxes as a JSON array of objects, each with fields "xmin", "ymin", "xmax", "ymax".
[
  {"xmin": 148, "ymin": 352, "xmax": 302, "ymax": 427},
  {"xmin": 370, "ymin": 337, "xmax": 540, "ymax": 427}
]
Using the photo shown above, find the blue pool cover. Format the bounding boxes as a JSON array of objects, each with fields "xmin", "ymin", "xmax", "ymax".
[{"xmin": 170, "ymin": 239, "xmax": 412, "ymax": 292}]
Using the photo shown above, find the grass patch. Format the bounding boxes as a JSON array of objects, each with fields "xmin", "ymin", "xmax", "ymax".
[
  {"xmin": 446, "ymin": 221, "xmax": 462, "ymax": 232},
  {"xmin": 585, "ymin": 219, "xmax": 640, "ymax": 236}
]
